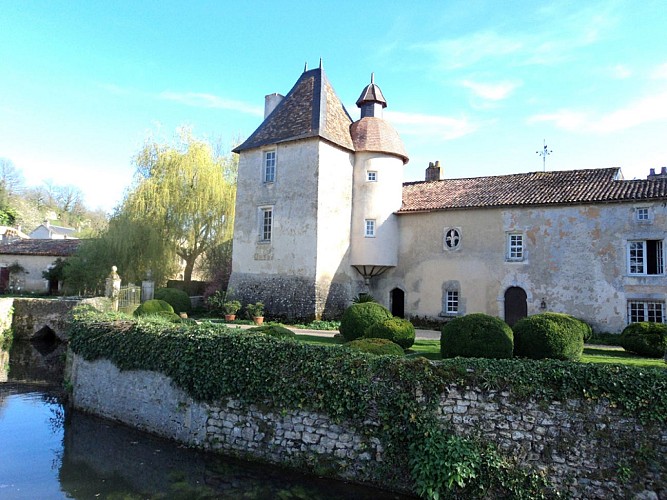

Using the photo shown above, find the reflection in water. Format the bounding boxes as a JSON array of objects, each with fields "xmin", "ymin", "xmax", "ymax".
[{"xmin": 0, "ymin": 343, "xmax": 409, "ymax": 499}]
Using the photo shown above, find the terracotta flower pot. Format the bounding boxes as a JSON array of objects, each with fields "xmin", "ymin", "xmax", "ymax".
[
  {"xmin": 224, "ymin": 314, "xmax": 236, "ymax": 321},
  {"xmin": 253, "ymin": 316, "xmax": 264, "ymax": 326}
]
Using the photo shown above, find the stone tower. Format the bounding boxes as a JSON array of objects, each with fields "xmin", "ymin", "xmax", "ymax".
[{"xmin": 228, "ymin": 68, "xmax": 408, "ymax": 320}]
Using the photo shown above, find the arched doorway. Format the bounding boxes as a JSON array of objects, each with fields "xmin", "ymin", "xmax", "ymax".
[
  {"xmin": 504, "ymin": 287, "xmax": 527, "ymax": 326},
  {"xmin": 390, "ymin": 288, "xmax": 405, "ymax": 318}
]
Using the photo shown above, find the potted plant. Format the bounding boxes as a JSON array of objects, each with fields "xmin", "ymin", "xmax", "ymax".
[
  {"xmin": 223, "ymin": 300, "xmax": 241, "ymax": 321},
  {"xmin": 246, "ymin": 301, "xmax": 265, "ymax": 325}
]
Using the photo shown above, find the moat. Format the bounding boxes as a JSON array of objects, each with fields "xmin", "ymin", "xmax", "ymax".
[{"xmin": 0, "ymin": 340, "xmax": 407, "ymax": 499}]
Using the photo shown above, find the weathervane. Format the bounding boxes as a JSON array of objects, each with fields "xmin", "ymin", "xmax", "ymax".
[{"xmin": 536, "ymin": 139, "xmax": 552, "ymax": 172}]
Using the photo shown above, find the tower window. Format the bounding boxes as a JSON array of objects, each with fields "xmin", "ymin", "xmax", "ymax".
[
  {"xmin": 260, "ymin": 207, "xmax": 273, "ymax": 242},
  {"xmin": 367, "ymin": 171, "xmax": 377, "ymax": 182},
  {"xmin": 365, "ymin": 219, "xmax": 376, "ymax": 238},
  {"xmin": 263, "ymin": 151, "xmax": 276, "ymax": 183}
]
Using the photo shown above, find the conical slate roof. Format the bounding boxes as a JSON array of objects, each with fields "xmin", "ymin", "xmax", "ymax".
[{"xmin": 233, "ymin": 67, "xmax": 354, "ymax": 153}]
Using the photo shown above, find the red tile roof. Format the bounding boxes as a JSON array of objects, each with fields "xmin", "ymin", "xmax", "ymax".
[
  {"xmin": 399, "ymin": 168, "xmax": 667, "ymax": 212},
  {"xmin": 0, "ymin": 239, "xmax": 82, "ymax": 256},
  {"xmin": 350, "ymin": 117, "xmax": 409, "ymax": 164}
]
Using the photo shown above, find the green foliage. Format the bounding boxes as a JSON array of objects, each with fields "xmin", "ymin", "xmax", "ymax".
[
  {"xmin": 346, "ymin": 338, "xmax": 405, "ymax": 356},
  {"xmin": 441, "ymin": 313, "xmax": 514, "ymax": 359},
  {"xmin": 352, "ymin": 293, "xmax": 376, "ymax": 303},
  {"xmin": 247, "ymin": 324, "xmax": 296, "ymax": 338},
  {"xmin": 42, "ymin": 257, "xmax": 68, "ymax": 284},
  {"xmin": 155, "ymin": 287, "xmax": 191, "ymax": 314},
  {"xmin": 133, "ymin": 299, "xmax": 174, "ymax": 317},
  {"xmin": 620, "ymin": 322, "xmax": 667, "ymax": 358},
  {"xmin": 364, "ymin": 317, "xmax": 416, "ymax": 349},
  {"xmin": 513, "ymin": 313, "xmax": 585, "ymax": 361},
  {"xmin": 339, "ymin": 302, "xmax": 393, "ymax": 341},
  {"xmin": 291, "ymin": 320, "xmax": 341, "ymax": 331},
  {"xmin": 246, "ymin": 302, "xmax": 264, "ymax": 318},
  {"xmin": 68, "ymin": 310, "xmax": 667, "ymax": 498}
]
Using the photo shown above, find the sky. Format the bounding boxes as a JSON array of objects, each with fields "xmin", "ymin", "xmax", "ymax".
[{"xmin": 2, "ymin": 0, "xmax": 667, "ymax": 213}]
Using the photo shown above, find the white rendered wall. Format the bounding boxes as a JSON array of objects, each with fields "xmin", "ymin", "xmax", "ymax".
[{"xmin": 349, "ymin": 152, "xmax": 403, "ymax": 267}]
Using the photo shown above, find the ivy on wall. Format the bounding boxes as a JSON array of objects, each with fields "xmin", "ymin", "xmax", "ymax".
[{"xmin": 68, "ymin": 308, "xmax": 667, "ymax": 498}]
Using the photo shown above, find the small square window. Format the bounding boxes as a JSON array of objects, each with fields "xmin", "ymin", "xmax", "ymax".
[
  {"xmin": 636, "ymin": 207, "xmax": 649, "ymax": 221},
  {"xmin": 264, "ymin": 151, "xmax": 276, "ymax": 183},
  {"xmin": 365, "ymin": 219, "xmax": 376, "ymax": 237},
  {"xmin": 507, "ymin": 233, "xmax": 524, "ymax": 261},
  {"xmin": 367, "ymin": 171, "xmax": 377, "ymax": 182}
]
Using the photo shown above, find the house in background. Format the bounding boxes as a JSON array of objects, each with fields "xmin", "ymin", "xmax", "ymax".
[
  {"xmin": 0, "ymin": 225, "xmax": 29, "ymax": 243},
  {"xmin": 0, "ymin": 239, "xmax": 81, "ymax": 293},
  {"xmin": 228, "ymin": 66, "xmax": 667, "ymax": 332},
  {"xmin": 29, "ymin": 220, "xmax": 78, "ymax": 239}
]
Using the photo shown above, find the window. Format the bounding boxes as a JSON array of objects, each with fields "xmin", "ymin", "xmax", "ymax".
[
  {"xmin": 628, "ymin": 301, "xmax": 665, "ymax": 323},
  {"xmin": 365, "ymin": 219, "xmax": 376, "ymax": 238},
  {"xmin": 443, "ymin": 228, "xmax": 461, "ymax": 250},
  {"xmin": 367, "ymin": 171, "xmax": 377, "ymax": 182},
  {"xmin": 507, "ymin": 233, "xmax": 524, "ymax": 261},
  {"xmin": 628, "ymin": 240, "xmax": 664, "ymax": 275},
  {"xmin": 636, "ymin": 207, "xmax": 650, "ymax": 221},
  {"xmin": 263, "ymin": 151, "xmax": 276, "ymax": 183},
  {"xmin": 446, "ymin": 290, "xmax": 459, "ymax": 314},
  {"xmin": 260, "ymin": 208, "xmax": 273, "ymax": 242}
]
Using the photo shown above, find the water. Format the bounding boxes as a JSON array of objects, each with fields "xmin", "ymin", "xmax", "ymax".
[{"xmin": 0, "ymin": 341, "xmax": 409, "ymax": 499}]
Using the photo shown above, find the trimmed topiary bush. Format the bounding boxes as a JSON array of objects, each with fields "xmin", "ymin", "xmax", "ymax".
[
  {"xmin": 247, "ymin": 324, "xmax": 296, "ymax": 339},
  {"xmin": 440, "ymin": 313, "xmax": 513, "ymax": 359},
  {"xmin": 155, "ymin": 287, "xmax": 192, "ymax": 314},
  {"xmin": 345, "ymin": 338, "xmax": 404, "ymax": 356},
  {"xmin": 513, "ymin": 312, "xmax": 585, "ymax": 361},
  {"xmin": 365, "ymin": 317, "xmax": 416, "ymax": 349},
  {"xmin": 339, "ymin": 302, "xmax": 393, "ymax": 341},
  {"xmin": 619, "ymin": 322, "xmax": 667, "ymax": 358},
  {"xmin": 133, "ymin": 299, "xmax": 175, "ymax": 317}
]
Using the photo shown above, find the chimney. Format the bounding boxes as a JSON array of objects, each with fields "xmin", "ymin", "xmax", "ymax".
[
  {"xmin": 425, "ymin": 161, "xmax": 442, "ymax": 182},
  {"xmin": 264, "ymin": 93, "xmax": 284, "ymax": 118},
  {"xmin": 647, "ymin": 167, "xmax": 667, "ymax": 180}
]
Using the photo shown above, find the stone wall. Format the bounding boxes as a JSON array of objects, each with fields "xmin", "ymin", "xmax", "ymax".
[{"xmin": 68, "ymin": 353, "xmax": 665, "ymax": 498}]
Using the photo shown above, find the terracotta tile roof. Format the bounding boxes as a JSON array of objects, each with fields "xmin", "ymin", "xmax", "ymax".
[
  {"xmin": 0, "ymin": 238, "xmax": 83, "ymax": 256},
  {"xmin": 350, "ymin": 117, "xmax": 409, "ymax": 164},
  {"xmin": 233, "ymin": 68, "xmax": 354, "ymax": 153},
  {"xmin": 399, "ymin": 168, "xmax": 667, "ymax": 212}
]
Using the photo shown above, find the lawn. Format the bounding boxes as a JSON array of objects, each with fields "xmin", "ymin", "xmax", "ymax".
[{"xmin": 293, "ymin": 333, "xmax": 666, "ymax": 368}]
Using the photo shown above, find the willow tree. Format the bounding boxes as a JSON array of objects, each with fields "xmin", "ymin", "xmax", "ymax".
[{"xmin": 118, "ymin": 132, "xmax": 237, "ymax": 285}]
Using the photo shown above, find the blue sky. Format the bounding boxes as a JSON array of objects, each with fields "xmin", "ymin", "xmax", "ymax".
[{"xmin": 2, "ymin": 0, "xmax": 666, "ymax": 212}]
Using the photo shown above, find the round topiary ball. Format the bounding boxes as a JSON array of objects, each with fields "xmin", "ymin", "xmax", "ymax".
[
  {"xmin": 441, "ymin": 313, "xmax": 513, "ymax": 359},
  {"xmin": 619, "ymin": 322, "xmax": 667, "ymax": 358},
  {"xmin": 339, "ymin": 302, "xmax": 393, "ymax": 341},
  {"xmin": 247, "ymin": 324, "xmax": 296, "ymax": 339},
  {"xmin": 133, "ymin": 299, "xmax": 175, "ymax": 317},
  {"xmin": 365, "ymin": 317, "xmax": 416, "ymax": 349},
  {"xmin": 154, "ymin": 287, "xmax": 192, "ymax": 314},
  {"xmin": 513, "ymin": 312, "xmax": 585, "ymax": 361},
  {"xmin": 346, "ymin": 338, "xmax": 404, "ymax": 356}
]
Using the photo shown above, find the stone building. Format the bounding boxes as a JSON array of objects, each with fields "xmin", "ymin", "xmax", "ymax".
[{"xmin": 228, "ymin": 66, "xmax": 667, "ymax": 332}]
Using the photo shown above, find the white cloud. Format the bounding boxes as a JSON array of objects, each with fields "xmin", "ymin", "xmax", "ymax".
[
  {"xmin": 651, "ymin": 63, "xmax": 667, "ymax": 80},
  {"xmin": 528, "ymin": 90, "xmax": 667, "ymax": 133},
  {"xmin": 611, "ymin": 64, "xmax": 632, "ymax": 79},
  {"xmin": 461, "ymin": 80, "xmax": 521, "ymax": 101},
  {"xmin": 158, "ymin": 91, "xmax": 263, "ymax": 116},
  {"xmin": 386, "ymin": 110, "xmax": 478, "ymax": 140}
]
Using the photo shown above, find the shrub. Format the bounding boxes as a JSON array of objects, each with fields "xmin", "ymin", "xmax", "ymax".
[
  {"xmin": 345, "ymin": 338, "xmax": 404, "ymax": 356},
  {"xmin": 619, "ymin": 322, "xmax": 667, "ymax": 358},
  {"xmin": 513, "ymin": 312, "xmax": 584, "ymax": 361},
  {"xmin": 352, "ymin": 292, "xmax": 376, "ymax": 303},
  {"xmin": 365, "ymin": 317, "xmax": 416, "ymax": 349},
  {"xmin": 155, "ymin": 287, "xmax": 191, "ymax": 314},
  {"xmin": 133, "ymin": 299, "xmax": 175, "ymax": 317},
  {"xmin": 339, "ymin": 302, "xmax": 393, "ymax": 341},
  {"xmin": 571, "ymin": 316, "xmax": 593, "ymax": 342},
  {"xmin": 440, "ymin": 313, "xmax": 513, "ymax": 359},
  {"xmin": 247, "ymin": 324, "xmax": 296, "ymax": 338},
  {"xmin": 246, "ymin": 302, "xmax": 265, "ymax": 318}
]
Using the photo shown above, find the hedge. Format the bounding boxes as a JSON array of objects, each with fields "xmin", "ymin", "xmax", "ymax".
[
  {"xmin": 620, "ymin": 322, "xmax": 667, "ymax": 358},
  {"xmin": 513, "ymin": 313, "xmax": 585, "ymax": 361},
  {"xmin": 68, "ymin": 308, "xmax": 667, "ymax": 498},
  {"xmin": 346, "ymin": 338, "xmax": 405, "ymax": 356},
  {"xmin": 441, "ymin": 313, "xmax": 513, "ymax": 359},
  {"xmin": 155, "ymin": 287, "xmax": 192, "ymax": 314},
  {"xmin": 364, "ymin": 317, "xmax": 416, "ymax": 349},
  {"xmin": 339, "ymin": 302, "xmax": 393, "ymax": 341}
]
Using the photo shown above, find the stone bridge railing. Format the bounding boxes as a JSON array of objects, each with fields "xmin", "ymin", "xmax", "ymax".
[{"xmin": 0, "ymin": 297, "xmax": 110, "ymax": 342}]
